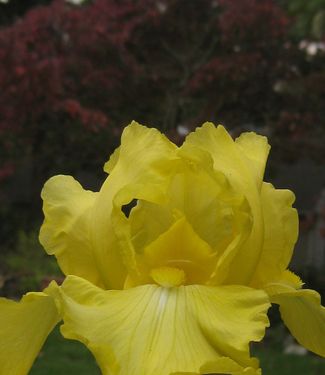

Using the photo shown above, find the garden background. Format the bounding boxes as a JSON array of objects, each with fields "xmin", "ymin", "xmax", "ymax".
[{"xmin": 0, "ymin": 0, "xmax": 324, "ymax": 373}]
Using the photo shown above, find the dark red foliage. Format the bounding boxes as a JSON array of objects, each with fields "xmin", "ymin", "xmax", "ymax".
[
  {"xmin": 218, "ymin": 0, "xmax": 288, "ymax": 43},
  {"xmin": 0, "ymin": 0, "xmax": 155, "ymax": 136},
  {"xmin": 186, "ymin": 0, "xmax": 290, "ymax": 127},
  {"xmin": 0, "ymin": 0, "xmax": 293, "ymax": 141}
]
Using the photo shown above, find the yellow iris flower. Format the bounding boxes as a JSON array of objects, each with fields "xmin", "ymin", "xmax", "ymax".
[{"xmin": 1, "ymin": 122, "xmax": 324, "ymax": 375}]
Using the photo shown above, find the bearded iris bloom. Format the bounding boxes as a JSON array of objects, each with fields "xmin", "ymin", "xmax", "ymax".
[{"xmin": 0, "ymin": 122, "xmax": 324, "ymax": 375}]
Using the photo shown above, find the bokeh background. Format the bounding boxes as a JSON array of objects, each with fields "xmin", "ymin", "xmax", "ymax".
[{"xmin": 0, "ymin": 0, "xmax": 324, "ymax": 374}]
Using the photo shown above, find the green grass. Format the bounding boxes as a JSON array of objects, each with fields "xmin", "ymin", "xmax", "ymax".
[
  {"xmin": 255, "ymin": 345, "xmax": 325, "ymax": 375},
  {"xmin": 30, "ymin": 327, "xmax": 100, "ymax": 375},
  {"xmin": 31, "ymin": 327, "xmax": 325, "ymax": 374}
]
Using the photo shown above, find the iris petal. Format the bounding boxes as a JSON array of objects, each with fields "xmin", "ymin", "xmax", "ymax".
[
  {"xmin": 134, "ymin": 216, "xmax": 216, "ymax": 286},
  {"xmin": 126, "ymin": 148, "xmax": 252, "ymax": 286},
  {"xmin": 235, "ymin": 132, "xmax": 270, "ymax": 189},
  {"xmin": 39, "ymin": 175, "xmax": 112, "ymax": 288},
  {"xmin": 202, "ymin": 357, "xmax": 262, "ymax": 374},
  {"xmin": 183, "ymin": 123, "xmax": 266, "ymax": 284},
  {"xmin": 40, "ymin": 122, "xmax": 178, "ymax": 289},
  {"xmin": 58, "ymin": 275, "xmax": 270, "ymax": 375},
  {"xmin": 265, "ymin": 274, "xmax": 325, "ymax": 357},
  {"xmin": 97, "ymin": 122, "xmax": 179, "ymax": 282},
  {"xmin": 251, "ymin": 182, "xmax": 298, "ymax": 286},
  {"xmin": 0, "ymin": 286, "xmax": 60, "ymax": 375}
]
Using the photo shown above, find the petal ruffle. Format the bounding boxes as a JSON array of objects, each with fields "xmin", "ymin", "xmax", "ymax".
[
  {"xmin": 202, "ymin": 357, "xmax": 261, "ymax": 374},
  {"xmin": 265, "ymin": 275, "xmax": 325, "ymax": 357},
  {"xmin": 182, "ymin": 123, "xmax": 268, "ymax": 284},
  {"xmin": 97, "ymin": 122, "xmax": 179, "ymax": 282},
  {"xmin": 39, "ymin": 175, "xmax": 114, "ymax": 288},
  {"xmin": 58, "ymin": 276, "xmax": 270, "ymax": 375},
  {"xmin": 251, "ymin": 183, "xmax": 298, "ymax": 286},
  {"xmin": 0, "ymin": 287, "xmax": 60, "ymax": 375},
  {"xmin": 234, "ymin": 132, "xmax": 270, "ymax": 188}
]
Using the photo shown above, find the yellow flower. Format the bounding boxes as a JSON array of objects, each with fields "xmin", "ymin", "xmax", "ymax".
[{"xmin": 0, "ymin": 122, "xmax": 324, "ymax": 375}]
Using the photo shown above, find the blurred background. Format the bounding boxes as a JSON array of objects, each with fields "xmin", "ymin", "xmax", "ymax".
[{"xmin": 0, "ymin": 0, "xmax": 324, "ymax": 374}]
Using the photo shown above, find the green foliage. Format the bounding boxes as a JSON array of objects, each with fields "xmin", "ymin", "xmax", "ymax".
[
  {"xmin": 255, "ymin": 345, "xmax": 325, "ymax": 375},
  {"xmin": 3, "ymin": 230, "xmax": 62, "ymax": 294},
  {"xmin": 253, "ymin": 322, "xmax": 325, "ymax": 374},
  {"xmin": 31, "ymin": 327, "xmax": 100, "ymax": 375},
  {"xmin": 280, "ymin": 0, "xmax": 325, "ymax": 39}
]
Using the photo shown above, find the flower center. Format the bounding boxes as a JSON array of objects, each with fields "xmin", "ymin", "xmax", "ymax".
[{"xmin": 150, "ymin": 266, "xmax": 186, "ymax": 287}]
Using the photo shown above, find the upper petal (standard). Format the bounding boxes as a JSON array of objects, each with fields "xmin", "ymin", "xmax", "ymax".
[
  {"xmin": 182, "ymin": 123, "xmax": 269, "ymax": 284},
  {"xmin": 235, "ymin": 131, "xmax": 270, "ymax": 188},
  {"xmin": 251, "ymin": 182, "xmax": 298, "ymax": 286},
  {"xmin": 96, "ymin": 122, "xmax": 179, "ymax": 282},
  {"xmin": 40, "ymin": 122, "xmax": 179, "ymax": 290}
]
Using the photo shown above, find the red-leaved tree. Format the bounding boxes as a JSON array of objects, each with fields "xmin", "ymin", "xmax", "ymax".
[{"xmin": 2, "ymin": 0, "xmax": 324, "ymax": 248}]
